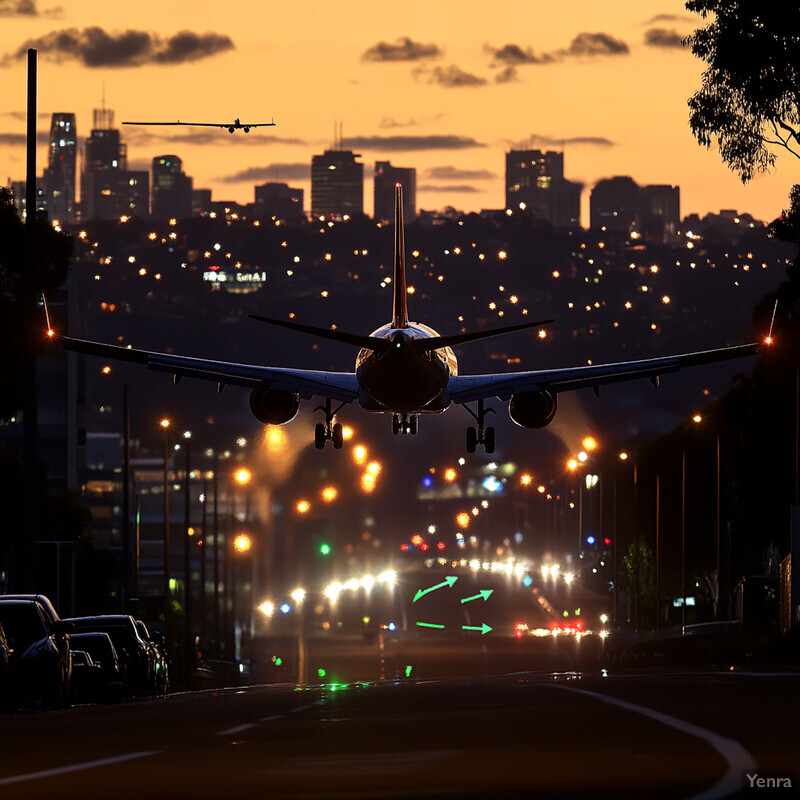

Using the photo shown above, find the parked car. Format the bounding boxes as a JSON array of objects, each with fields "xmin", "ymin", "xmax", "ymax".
[
  {"xmin": 0, "ymin": 623, "xmax": 10, "ymax": 711},
  {"xmin": 70, "ymin": 649, "xmax": 106, "ymax": 702},
  {"xmin": 136, "ymin": 620, "xmax": 169, "ymax": 695},
  {"xmin": 0, "ymin": 594, "xmax": 60, "ymax": 625},
  {"xmin": 69, "ymin": 632, "xmax": 125, "ymax": 702},
  {"xmin": 0, "ymin": 600, "xmax": 72, "ymax": 708},
  {"xmin": 64, "ymin": 615, "xmax": 154, "ymax": 696}
]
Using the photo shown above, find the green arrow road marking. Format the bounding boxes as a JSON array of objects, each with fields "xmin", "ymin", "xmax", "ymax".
[
  {"xmin": 413, "ymin": 575, "xmax": 458, "ymax": 603},
  {"xmin": 415, "ymin": 621, "xmax": 446, "ymax": 629},
  {"xmin": 461, "ymin": 623, "xmax": 492, "ymax": 635},
  {"xmin": 460, "ymin": 589, "xmax": 494, "ymax": 604}
]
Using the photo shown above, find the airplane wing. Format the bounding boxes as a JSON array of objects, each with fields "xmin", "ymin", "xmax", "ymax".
[
  {"xmin": 57, "ymin": 335, "xmax": 359, "ymax": 403},
  {"xmin": 122, "ymin": 121, "xmax": 276, "ymax": 128},
  {"xmin": 447, "ymin": 341, "xmax": 763, "ymax": 403}
]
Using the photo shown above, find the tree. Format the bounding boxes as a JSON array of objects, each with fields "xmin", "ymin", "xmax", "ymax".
[
  {"xmin": 686, "ymin": 1, "xmax": 800, "ymax": 182},
  {"xmin": 0, "ymin": 186, "xmax": 73, "ymax": 420}
]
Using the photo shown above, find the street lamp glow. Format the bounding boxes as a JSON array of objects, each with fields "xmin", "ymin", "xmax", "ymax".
[
  {"xmin": 258, "ymin": 601, "xmax": 275, "ymax": 618},
  {"xmin": 290, "ymin": 588, "xmax": 306, "ymax": 604},
  {"xmin": 567, "ymin": 458, "xmax": 579, "ymax": 471},
  {"xmin": 234, "ymin": 467, "xmax": 252, "ymax": 485},
  {"xmin": 619, "ymin": 451, "xmax": 629, "ymax": 461},
  {"xmin": 233, "ymin": 533, "xmax": 252, "ymax": 553},
  {"xmin": 366, "ymin": 461, "xmax": 382, "ymax": 476},
  {"xmin": 444, "ymin": 468, "xmax": 457, "ymax": 482},
  {"xmin": 296, "ymin": 499, "xmax": 310, "ymax": 514},
  {"xmin": 321, "ymin": 486, "xmax": 338, "ymax": 503},
  {"xmin": 341, "ymin": 426, "xmax": 355, "ymax": 440},
  {"xmin": 582, "ymin": 437, "xmax": 598, "ymax": 451},
  {"xmin": 692, "ymin": 414, "xmax": 703, "ymax": 424},
  {"xmin": 352, "ymin": 445, "xmax": 367, "ymax": 465},
  {"xmin": 456, "ymin": 512, "xmax": 471, "ymax": 528},
  {"xmin": 520, "ymin": 473, "xmax": 533, "ymax": 486},
  {"xmin": 160, "ymin": 418, "xmax": 170, "ymax": 429}
]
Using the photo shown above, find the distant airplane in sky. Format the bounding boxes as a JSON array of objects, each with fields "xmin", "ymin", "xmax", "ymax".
[
  {"xmin": 48, "ymin": 185, "xmax": 769, "ymax": 453},
  {"xmin": 122, "ymin": 117, "xmax": 276, "ymax": 134}
]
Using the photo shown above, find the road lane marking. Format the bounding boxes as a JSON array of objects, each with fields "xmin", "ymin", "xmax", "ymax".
[
  {"xmin": 216, "ymin": 723, "xmax": 256, "ymax": 735},
  {"xmin": 0, "ymin": 750, "xmax": 161, "ymax": 786},
  {"xmin": 552, "ymin": 684, "xmax": 757, "ymax": 800}
]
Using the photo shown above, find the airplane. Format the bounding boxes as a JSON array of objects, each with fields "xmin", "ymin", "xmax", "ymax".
[
  {"xmin": 47, "ymin": 184, "xmax": 771, "ymax": 454},
  {"xmin": 122, "ymin": 117, "xmax": 276, "ymax": 134}
]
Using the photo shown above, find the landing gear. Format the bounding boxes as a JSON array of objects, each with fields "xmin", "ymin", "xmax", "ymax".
[
  {"xmin": 392, "ymin": 413, "xmax": 418, "ymax": 436},
  {"xmin": 462, "ymin": 399, "xmax": 496, "ymax": 454},
  {"xmin": 314, "ymin": 398, "xmax": 346, "ymax": 449}
]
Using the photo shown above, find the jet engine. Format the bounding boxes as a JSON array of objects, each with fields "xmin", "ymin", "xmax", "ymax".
[
  {"xmin": 508, "ymin": 390, "xmax": 557, "ymax": 429},
  {"xmin": 249, "ymin": 387, "xmax": 300, "ymax": 425}
]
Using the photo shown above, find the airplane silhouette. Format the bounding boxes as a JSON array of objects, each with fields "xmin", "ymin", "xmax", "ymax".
[
  {"xmin": 48, "ymin": 185, "xmax": 768, "ymax": 453},
  {"xmin": 123, "ymin": 117, "xmax": 275, "ymax": 134}
]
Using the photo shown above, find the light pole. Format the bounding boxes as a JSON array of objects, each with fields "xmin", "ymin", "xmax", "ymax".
[
  {"xmin": 160, "ymin": 418, "xmax": 171, "ymax": 648},
  {"xmin": 182, "ymin": 430, "xmax": 193, "ymax": 687}
]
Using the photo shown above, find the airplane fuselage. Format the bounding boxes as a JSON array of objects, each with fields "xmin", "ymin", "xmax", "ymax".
[{"xmin": 355, "ymin": 322, "xmax": 457, "ymax": 413}]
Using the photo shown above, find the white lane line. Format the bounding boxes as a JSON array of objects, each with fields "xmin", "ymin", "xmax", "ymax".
[
  {"xmin": 552, "ymin": 684, "xmax": 756, "ymax": 800},
  {"xmin": 0, "ymin": 750, "xmax": 161, "ymax": 786},
  {"xmin": 216, "ymin": 723, "xmax": 256, "ymax": 736}
]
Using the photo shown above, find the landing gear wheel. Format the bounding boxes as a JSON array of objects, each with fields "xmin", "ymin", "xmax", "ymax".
[
  {"xmin": 332, "ymin": 422, "xmax": 344, "ymax": 449},
  {"xmin": 392, "ymin": 415, "xmax": 401, "ymax": 435},
  {"xmin": 409, "ymin": 416, "xmax": 418, "ymax": 435},
  {"xmin": 314, "ymin": 422, "xmax": 326, "ymax": 449},
  {"xmin": 466, "ymin": 426, "xmax": 478, "ymax": 454},
  {"xmin": 484, "ymin": 426, "xmax": 496, "ymax": 454}
]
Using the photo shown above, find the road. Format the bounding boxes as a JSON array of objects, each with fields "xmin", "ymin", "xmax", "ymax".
[{"xmin": 1, "ymin": 642, "xmax": 797, "ymax": 799}]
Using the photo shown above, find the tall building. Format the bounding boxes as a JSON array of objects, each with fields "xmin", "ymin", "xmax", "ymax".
[
  {"xmin": 374, "ymin": 161, "xmax": 416, "ymax": 222},
  {"xmin": 151, "ymin": 155, "xmax": 193, "ymax": 220},
  {"xmin": 310, "ymin": 149, "xmax": 363, "ymax": 220},
  {"xmin": 81, "ymin": 108, "xmax": 148, "ymax": 221},
  {"xmin": 45, "ymin": 113, "xmax": 77, "ymax": 224},
  {"xmin": 254, "ymin": 182, "xmax": 304, "ymax": 221},
  {"xmin": 590, "ymin": 176, "xmax": 640, "ymax": 232},
  {"xmin": 590, "ymin": 177, "xmax": 680, "ymax": 241},
  {"xmin": 505, "ymin": 149, "xmax": 582, "ymax": 229}
]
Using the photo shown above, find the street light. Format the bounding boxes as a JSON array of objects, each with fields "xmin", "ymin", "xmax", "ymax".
[{"xmin": 160, "ymin": 418, "xmax": 171, "ymax": 649}]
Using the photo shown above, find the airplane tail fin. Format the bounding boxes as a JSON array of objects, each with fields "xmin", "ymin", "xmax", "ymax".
[{"xmin": 392, "ymin": 184, "xmax": 409, "ymax": 330}]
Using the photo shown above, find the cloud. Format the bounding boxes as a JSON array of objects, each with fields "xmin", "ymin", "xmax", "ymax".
[
  {"xmin": 418, "ymin": 184, "xmax": 480, "ymax": 193},
  {"xmin": 342, "ymin": 134, "xmax": 486, "ymax": 151},
  {"xmin": 643, "ymin": 13, "xmax": 693, "ymax": 25},
  {"xmin": 487, "ymin": 32, "xmax": 629, "ymax": 68},
  {"xmin": 362, "ymin": 36, "xmax": 442, "ymax": 62},
  {"xmin": 494, "ymin": 66, "xmax": 519, "ymax": 84},
  {"xmin": 525, "ymin": 133, "xmax": 617, "ymax": 148},
  {"xmin": 415, "ymin": 64, "xmax": 487, "ymax": 88},
  {"xmin": 121, "ymin": 128, "xmax": 303, "ymax": 147},
  {"xmin": 563, "ymin": 32, "xmax": 629, "ymax": 57},
  {"xmin": 487, "ymin": 44, "xmax": 556, "ymax": 66},
  {"xmin": 424, "ymin": 166, "xmax": 495, "ymax": 180},
  {"xmin": 1, "ymin": 27, "xmax": 234, "ymax": 68},
  {"xmin": 378, "ymin": 114, "xmax": 445, "ymax": 129},
  {"xmin": 0, "ymin": 0, "xmax": 61, "ymax": 16},
  {"xmin": 0, "ymin": 132, "xmax": 26, "ymax": 145},
  {"xmin": 644, "ymin": 28, "xmax": 686, "ymax": 49},
  {"xmin": 220, "ymin": 163, "xmax": 310, "ymax": 183}
]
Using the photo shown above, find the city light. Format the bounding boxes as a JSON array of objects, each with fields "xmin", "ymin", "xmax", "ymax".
[
  {"xmin": 233, "ymin": 534, "xmax": 252, "ymax": 553},
  {"xmin": 234, "ymin": 468, "xmax": 252, "ymax": 485},
  {"xmin": 321, "ymin": 486, "xmax": 338, "ymax": 503},
  {"xmin": 296, "ymin": 499, "xmax": 310, "ymax": 514}
]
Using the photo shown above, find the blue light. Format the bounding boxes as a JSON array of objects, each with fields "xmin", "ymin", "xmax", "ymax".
[
  {"xmin": 586, "ymin": 535, "xmax": 596, "ymax": 546},
  {"xmin": 387, "ymin": 622, "xmax": 397, "ymax": 632},
  {"xmin": 280, "ymin": 603, "xmax": 291, "ymax": 614},
  {"xmin": 422, "ymin": 476, "xmax": 433, "ymax": 488},
  {"xmin": 482, "ymin": 476, "xmax": 503, "ymax": 493},
  {"xmin": 523, "ymin": 574, "xmax": 533, "ymax": 587}
]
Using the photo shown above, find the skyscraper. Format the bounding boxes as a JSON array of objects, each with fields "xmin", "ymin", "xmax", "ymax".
[
  {"xmin": 254, "ymin": 182, "xmax": 305, "ymax": 221},
  {"xmin": 374, "ymin": 161, "xmax": 416, "ymax": 222},
  {"xmin": 152, "ymin": 155, "xmax": 193, "ymax": 220},
  {"xmin": 505, "ymin": 149, "xmax": 582, "ymax": 229},
  {"xmin": 46, "ymin": 113, "xmax": 77, "ymax": 224},
  {"xmin": 81, "ymin": 108, "xmax": 148, "ymax": 221},
  {"xmin": 310, "ymin": 149, "xmax": 363, "ymax": 220}
]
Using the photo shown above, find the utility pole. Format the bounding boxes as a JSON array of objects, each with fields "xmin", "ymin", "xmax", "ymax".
[{"xmin": 21, "ymin": 48, "xmax": 38, "ymax": 591}]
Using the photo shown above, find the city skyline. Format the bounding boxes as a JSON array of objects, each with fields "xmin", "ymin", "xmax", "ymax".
[{"xmin": 0, "ymin": 0, "xmax": 795, "ymax": 225}]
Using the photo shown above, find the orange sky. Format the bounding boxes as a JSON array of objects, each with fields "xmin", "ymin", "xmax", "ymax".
[{"xmin": 0, "ymin": 0, "xmax": 795, "ymax": 224}]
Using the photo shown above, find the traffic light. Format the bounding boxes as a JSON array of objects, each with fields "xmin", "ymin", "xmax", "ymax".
[{"xmin": 319, "ymin": 542, "xmax": 332, "ymax": 556}]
